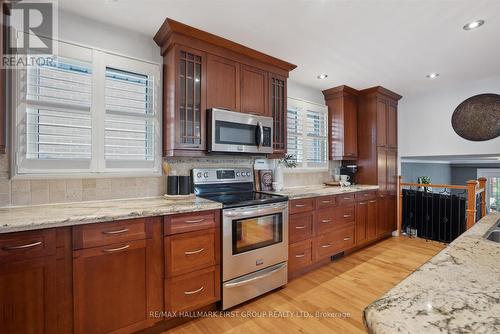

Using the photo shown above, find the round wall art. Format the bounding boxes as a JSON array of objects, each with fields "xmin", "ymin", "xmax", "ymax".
[{"xmin": 451, "ymin": 93, "xmax": 500, "ymax": 141}]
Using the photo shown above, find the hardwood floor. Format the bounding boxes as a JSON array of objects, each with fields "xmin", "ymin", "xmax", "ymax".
[{"xmin": 163, "ymin": 236, "xmax": 444, "ymax": 334}]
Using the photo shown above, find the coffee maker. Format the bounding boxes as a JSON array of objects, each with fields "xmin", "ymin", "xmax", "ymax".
[{"xmin": 340, "ymin": 164, "xmax": 358, "ymax": 185}]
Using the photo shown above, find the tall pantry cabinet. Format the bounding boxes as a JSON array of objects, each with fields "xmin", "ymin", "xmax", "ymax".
[{"xmin": 357, "ymin": 87, "xmax": 402, "ymax": 236}]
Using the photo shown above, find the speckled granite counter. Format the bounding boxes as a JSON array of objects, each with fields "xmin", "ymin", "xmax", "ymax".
[
  {"xmin": 364, "ymin": 212, "xmax": 500, "ymax": 334},
  {"xmin": 265, "ymin": 184, "xmax": 379, "ymax": 199},
  {"xmin": 0, "ymin": 196, "xmax": 222, "ymax": 234}
]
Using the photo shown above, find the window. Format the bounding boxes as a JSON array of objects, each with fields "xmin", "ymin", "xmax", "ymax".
[
  {"xmin": 13, "ymin": 36, "xmax": 162, "ymax": 176},
  {"xmin": 477, "ymin": 169, "xmax": 500, "ymax": 212},
  {"xmin": 287, "ymin": 97, "xmax": 328, "ymax": 170}
]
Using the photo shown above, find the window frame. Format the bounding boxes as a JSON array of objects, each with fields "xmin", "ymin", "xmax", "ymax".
[
  {"xmin": 11, "ymin": 33, "xmax": 162, "ymax": 178},
  {"xmin": 285, "ymin": 97, "xmax": 329, "ymax": 173}
]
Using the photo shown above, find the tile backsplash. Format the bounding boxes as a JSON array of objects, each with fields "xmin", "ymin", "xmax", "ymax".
[{"xmin": 0, "ymin": 153, "xmax": 338, "ymax": 208}]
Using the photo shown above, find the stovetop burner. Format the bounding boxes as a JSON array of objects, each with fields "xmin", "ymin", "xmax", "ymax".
[
  {"xmin": 198, "ymin": 191, "xmax": 287, "ymax": 209},
  {"xmin": 192, "ymin": 167, "xmax": 288, "ymax": 208}
]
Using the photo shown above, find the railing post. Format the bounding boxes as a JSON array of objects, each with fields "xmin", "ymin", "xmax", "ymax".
[
  {"xmin": 466, "ymin": 180, "xmax": 478, "ymax": 230},
  {"xmin": 478, "ymin": 177, "xmax": 487, "ymax": 217},
  {"xmin": 398, "ymin": 175, "xmax": 403, "ymax": 236}
]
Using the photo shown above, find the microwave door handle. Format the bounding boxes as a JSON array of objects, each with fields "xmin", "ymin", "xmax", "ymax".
[{"xmin": 257, "ymin": 121, "xmax": 264, "ymax": 147}]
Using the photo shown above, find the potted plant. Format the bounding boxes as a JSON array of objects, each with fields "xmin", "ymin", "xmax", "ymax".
[{"xmin": 274, "ymin": 154, "xmax": 298, "ymax": 191}]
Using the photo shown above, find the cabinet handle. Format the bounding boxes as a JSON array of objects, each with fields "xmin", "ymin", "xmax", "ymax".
[
  {"xmin": 321, "ymin": 219, "xmax": 332, "ymax": 223},
  {"xmin": 184, "ymin": 248, "xmax": 205, "ymax": 255},
  {"xmin": 295, "ymin": 253, "xmax": 305, "ymax": 258},
  {"xmin": 294, "ymin": 204, "xmax": 306, "ymax": 208},
  {"xmin": 102, "ymin": 228, "xmax": 129, "ymax": 235},
  {"xmin": 343, "ymin": 197, "xmax": 351, "ymax": 200},
  {"xmin": 359, "ymin": 202, "xmax": 367, "ymax": 205},
  {"xmin": 2, "ymin": 241, "xmax": 42, "ymax": 251},
  {"xmin": 295, "ymin": 225, "xmax": 306, "ymax": 230},
  {"xmin": 185, "ymin": 218, "xmax": 205, "ymax": 224},
  {"xmin": 102, "ymin": 244, "xmax": 130, "ymax": 253},
  {"xmin": 343, "ymin": 214, "xmax": 352, "ymax": 218},
  {"xmin": 347, "ymin": 153, "xmax": 354, "ymax": 156},
  {"xmin": 380, "ymin": 195, "xmax": 385, "ymax": 198},
  {"xmin": 343, "ymin": 237, "xmax": 352, "ymax": 241},
  {"xmin": 369, "ymin": 200, "xmax": 377, "ymax": 203},
  {"xmin": 321, "ymin": 244, "xmax": 332, "ymax": 248},
  {"xmin": 321, "ymin": 200, "xmax": 332, "ymax": 204},
  {"xmin": 184, "ymin": 286, "xmax": 204, "ymax": 295},
  {"xmin": 364, "ymin": 194, "xmax": 369, "ymax": 197}
]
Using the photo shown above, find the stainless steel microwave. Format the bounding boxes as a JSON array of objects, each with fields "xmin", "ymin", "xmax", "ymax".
[{"xmin": 207, "ymin": 108, "xmax": 273, "ymax": 154}]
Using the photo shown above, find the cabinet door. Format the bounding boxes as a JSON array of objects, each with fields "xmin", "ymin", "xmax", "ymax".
[
  {"xmin": 344, "ymin": 95, "xmax": 358, "ymax": 159},
  {"xmin": 0, "ymin": 257, "xmax": 57, "ymax": 334},
  {"xmin": 73, "ymin": 239, "xmax": 161, "ymax": 334},
  {"xmin": 386, "ymin": 148, "xmax": 397, "ymax": 195},
  {"xmin": 387, "ymin": 103, "xmax": 397, "ymax": 148},
  {"xmin": 377, "ymin": 146, "xmax": 387, "ymax": 194},
  {"xmin": 367, "ymin": 199, "xmax": 378, "ymax": 240},
  {"xmin": 376, "ymin": 195, "xmax": 387, "ymax": 236},
  {"xmin": 376, "ymin": 99, "xmax": 387, "ymax": 146},
  {"xmin": 177, "ymin": 47, "xmax": 206, "ymax": 150},
  {"xmin": 386, "ymin": 195, "xmax": 397, "ymax": 233},
  {"xmin": 240, "ymin": 64, "xmax": 268, "ymax": 116},
  {"xmin": 206, "ymin": 55, "xmax": 240, "ymax": 111},
  {"xmin": 356, "ymin": 201, "xmax": 368, "ymax": 245},
  {"xmin": 269, "ymin": 73, "xmax": 287, "ymax": 156}
]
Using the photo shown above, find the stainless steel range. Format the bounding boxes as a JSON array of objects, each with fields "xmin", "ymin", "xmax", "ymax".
[{"xmin": 192, "ymin": 168, "xmax": 288, "ymax": 310}]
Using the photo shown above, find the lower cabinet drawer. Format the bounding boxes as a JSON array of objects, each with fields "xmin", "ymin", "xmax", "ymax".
[
  {"xmin": 164, "ymin": 211, "xmax": 218, "ymax": 235},
  {"xmin": 316, "ymin": 226, "xmax": 355, "ymax": 259},
  {"xmin": 0, "ymin": 229, "xmax": 56, "ymax": 262},
  {"xmin": 165, "ymin": 229, "xmax": 218, "ymax": 277},
  {"xmin": 289, "ymin": 212, "xmax": 314, "ymax": 243},
  {"xmin": 288, "ymin": 239, "xmax": 313, "ymax": 273},
  {"xmin": 165, "ymin": 265, "xmax": 220, "ymax": 313},
  {"xmin": 334, "ymin": 205, "xmax": 356, "ymax": 225}
]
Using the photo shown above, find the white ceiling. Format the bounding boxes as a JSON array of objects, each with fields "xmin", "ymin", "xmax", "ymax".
[{"xmin": 58, "ymin": 0, "xmax": 500, "ymax": 96}]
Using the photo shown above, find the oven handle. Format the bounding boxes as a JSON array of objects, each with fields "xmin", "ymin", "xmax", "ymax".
[
  {"xmin": 223, "ymin": 203, "xmax": 288, "ymax": 218},
  {"xmin": 224, "ymin": 263, "xmax": 287, "ymax": 288}
]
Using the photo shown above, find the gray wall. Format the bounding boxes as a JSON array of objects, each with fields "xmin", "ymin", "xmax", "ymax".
[
  {"xmin": 401, "ymin": 162, "xmax": 451, "ymax": 184},
  {"xmin": 451, "ymin": 164, "xmax": 500, "ymax": 185}
]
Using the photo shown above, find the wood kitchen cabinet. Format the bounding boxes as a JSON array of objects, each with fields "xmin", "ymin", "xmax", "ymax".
[
  {"xmin": 73, "ymin": 218, "xmax": 163, "ymax": 334},
  {"xmin": 376, "ymin": 194, "xmax": 396, "ymax": 236},
  {"xmin": 355, "ymin": 192, "xmax": 378, "ymax": 246},
  {"xmin": 322, "ymin": 85, "xmax": 359, "ymax": 160},
  {"xmin": 0, "ymin": 228, "xmax": 72, "ymax": 334},
  {"xmin": 269, "ymin": 73, "xmax": 287, "ymax": 156},
  {"xmin": 206, "ymin": 54, "xmax": 240, "ymax": 111},
  {"xmin": 358, "ymin": 87, "xmax": 401, "ymax": 189},
  {"xmin": 154, "ymin": 18, "xmax": 296, "ymax": 157}
]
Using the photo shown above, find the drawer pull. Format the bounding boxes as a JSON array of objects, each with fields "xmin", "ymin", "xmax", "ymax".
[
  {"xmin": 343, "ymin": 197, "xmax": 351, "ymax": 200},
  {"xmin": 364, "ymin": 193, "xmax": 369, "ymax": 196},
  {"xmin": 185, "ymin": 218, "xmax": 206, "ymax": 224},
  {"xmin": 102, "ymin": 228, "xmax": 129, "ymax": 235},
  {"xmin": 294, "ymin": 204, "xmax": 306, "ymax": 207},
  {"xmin": 369, "ymin": 200, "xmax": 377, "ymax": 203},
  {"xmin": 102, "ymin": 244, "xmax": 130, "ymax": 253},
  {"xmin": 184, "ymin": 248, "xmax": 205, "ymax": 255},
  {"xmin": 2, "ymin": 241, "xmax": 42, "ymax": 251},
  {"xmin": 343, "ymin": 214, "xmax": 352, "ymax": 218},
  {"xmin": 295, "ymin": 253, "xmax": 305, "ymax": 258},
  {"xmin": 321, "ymin": 200, "xmax": 332, "ymax": 204},
  {"xmin": 184, "ymin": 286, "xmax": 204, "ymax": 295},
  {"xmin": 321, "ymin": 244, "xmax": 332, "ymax": 248},
  {"xmin": 321, "ymin": 219, "xmax": 332, "ymax": 223},
  {"xmin": 295, "ymin": 225, "xmax": 306, "ymax": 230},
  {"xmin": 359, "ymin": 202, "xmax": 367, "ymax": 205},
  {"xmin": 343, "ymin": 237, "xmax": 352, "ymax": 241}
]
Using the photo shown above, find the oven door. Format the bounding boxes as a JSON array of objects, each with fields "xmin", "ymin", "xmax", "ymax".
[
  {"xmin": 209, "ymin": 108, "xmax": 273, "ymax": 154},
  {"xmin": 222, "ymin": 202, "xmax": 288, "ymax": 281}
]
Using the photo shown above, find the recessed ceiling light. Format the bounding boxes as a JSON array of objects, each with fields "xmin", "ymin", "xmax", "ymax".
[
  {"xmin": 317, "ymin": 74, "xmax": 328, "ymax": 80},
  {"xmin": 463, "ymin": 19, "xmax": 485, "ymax": 30},
  {"xmin": 426, "ymin": 73, "xmax": 439, "ymax": 79}
]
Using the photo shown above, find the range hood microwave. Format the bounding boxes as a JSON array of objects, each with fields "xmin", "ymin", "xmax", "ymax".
[{"xmin": 207, "ymin": 108, "xmax": 273, "ymax": 154}]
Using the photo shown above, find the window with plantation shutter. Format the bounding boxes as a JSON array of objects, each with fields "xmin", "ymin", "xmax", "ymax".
[
  {"xmin": 286, "ymin": 97, "xmax": 328, "ymax": 170},
  {"xmin": 14, "ymin": 35, "xmax": 161, "ymax": 176}
]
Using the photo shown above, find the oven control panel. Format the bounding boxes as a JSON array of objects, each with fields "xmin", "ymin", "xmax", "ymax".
[{"xmin": 192, "ymin": 168, "xmax": 254, "ymax": 184}]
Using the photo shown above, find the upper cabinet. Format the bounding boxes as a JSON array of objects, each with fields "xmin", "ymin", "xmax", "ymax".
[
  {"xmin": 323, "ymin": 85, "xmax": 359, "ymax": 160},
  {"xmin": 154, "ymin": 18, "xmax": 296, "ymax": 157},
  {"xmin": 357, "ymin": 86, "xmax": 402, "ymax": 195}
]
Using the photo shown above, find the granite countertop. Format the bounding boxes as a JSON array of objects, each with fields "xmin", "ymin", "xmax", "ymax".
[
  {"xmin": 265, "ymin": 184, "xmax": 379, "ymax": 199},
  {"xmin": 0, "ymin": 196, "xmax": 222, "ymax": 234},
  {"xmin": 364, "ymin": 212, "xmax": 500, "ymax": 334}
]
